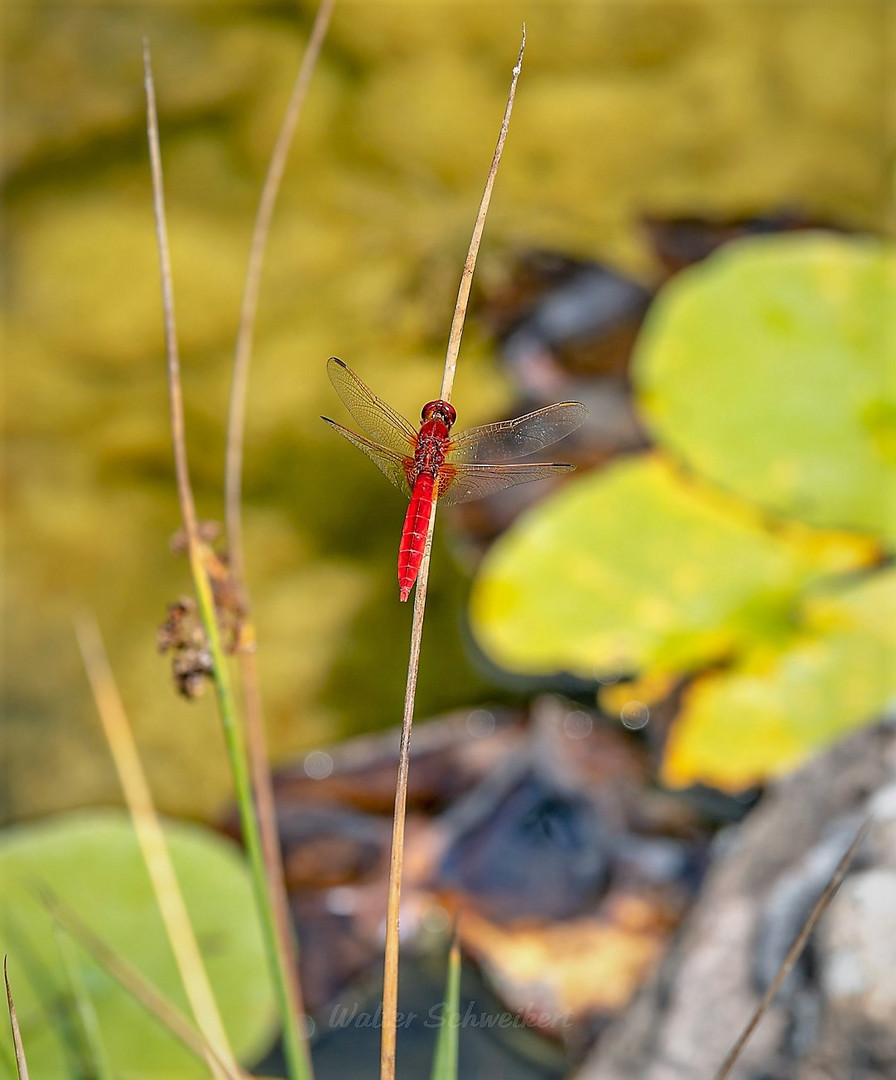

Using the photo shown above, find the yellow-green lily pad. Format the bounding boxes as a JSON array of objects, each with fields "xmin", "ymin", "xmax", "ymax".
[
  {"xmin": 633, "ymin": 234, "xmax": 896, "ymax": 544},
  {"xmin": 468, "ymin": 453, "xmax": 877, "ymax": 680},
  {"xmin": 0, "ymin": 810, "xmax": 277, "ymax": 1078},
  {"xmin": 662, "ymin": 567, "xmax": 896, "ymax": 789}
]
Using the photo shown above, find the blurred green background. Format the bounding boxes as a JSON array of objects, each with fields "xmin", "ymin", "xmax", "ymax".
[{"xmin": 4, "ymin": 0, "xmax": 893, "ymax": 823}]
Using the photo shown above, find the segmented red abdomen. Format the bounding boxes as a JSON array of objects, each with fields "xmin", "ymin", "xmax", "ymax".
[
  {"xmin": 399, "ymin": 472, "xmax": 436, "ymax": 602},
  {"xmin": 397, "ymin": 408, "xmax": 453, "ymax": 603}
]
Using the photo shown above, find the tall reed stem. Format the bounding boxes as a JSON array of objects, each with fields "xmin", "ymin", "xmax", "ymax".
[
  {"xmin": 223, "ymin": 2, "xmax": 336, "ymax": 1071},
  {"xmin": 144, "ymin": 38, "xmax": 313, "ymax": 1080},
  {"xmin": 379, "ymin": 29, "xmax": 526, "ymax": 1080}
]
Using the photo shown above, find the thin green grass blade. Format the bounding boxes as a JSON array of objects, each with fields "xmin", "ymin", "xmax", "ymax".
[
  {"xmin": 52, "ymin": 926, "xmax": 114, "ymax": 1080},
  {"xmin": 39, "ymin": 888, "xmax": 244, "ymax": 1080},
  {"xmin": 4, "ymin": 911, "xmax": 86, "ymax": 1077},
  {"xmin": 429, "ymin": 936, "xmax": 461, "ymax": 1080}
]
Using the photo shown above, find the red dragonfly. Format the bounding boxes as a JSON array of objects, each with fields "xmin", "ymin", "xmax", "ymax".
[{"xmin": 322, "ymin": 357, "xmax": 587, "ymax": 602}]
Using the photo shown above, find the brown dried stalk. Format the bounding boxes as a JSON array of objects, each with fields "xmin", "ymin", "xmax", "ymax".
[
  {"xmin": 143, "ymin": 37, "xmax": 312, "ymax": 1080},
  {"xmin": 223, "ymin": 0, "xmax": 336, "ymax": 1061},
  {"xmin": 4, "ymin": 957, "xmax": 30, "ymax": 1080},
  {"xmin": 379, "ymin": 28, "xmax": 526, "ymax": 1080}
]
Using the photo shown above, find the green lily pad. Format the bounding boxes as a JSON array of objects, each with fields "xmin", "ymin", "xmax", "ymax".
[
  {"xmin": 469, "ymin": 453, "xmax": 877, "ymax": 679},
  {"xmin": 633, "ymin": 234, "xmax": 896, "ymax": 544},
  {"xmin": 662, "ymin": 566, "xmax": 896, "ymax": 790},
  {"xmin": 0, "ymin": 810, "xmax": 277, "ymax": 1079}
]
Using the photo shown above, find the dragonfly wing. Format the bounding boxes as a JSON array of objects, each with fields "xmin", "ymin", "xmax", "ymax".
[
  {"xmin": 446, "ymin": 400, "xmax": 588, "ymax": 463},
  {"xmin": 327, "ymin": 357, "xmax": 418, "ymax": 454},
  {"xmin": 322, "ymin": 417, "xmax": 412, "ymax": 495},
  {"xmin": 438, "ymin": 461, "xmax": 575, "ymax": 506}
]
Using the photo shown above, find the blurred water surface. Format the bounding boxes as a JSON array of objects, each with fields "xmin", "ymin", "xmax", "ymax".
[{"xmin": 3, "ymin": 0, "xmax": 891, "ymax": 820}]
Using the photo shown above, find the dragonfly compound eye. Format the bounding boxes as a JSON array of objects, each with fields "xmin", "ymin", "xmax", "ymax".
[{"xmin": 421, "ymin": 400, "xmax": 457, "ymax": 427}]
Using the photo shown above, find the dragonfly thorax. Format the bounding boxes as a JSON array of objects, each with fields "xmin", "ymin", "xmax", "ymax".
[{"xmin": 420, "ymin": 399, "xmax": 456, "ymax": 428}]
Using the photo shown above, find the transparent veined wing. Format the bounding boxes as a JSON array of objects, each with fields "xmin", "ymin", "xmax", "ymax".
[
  {"xmin": 321, "ymin": 417, "xmax": 413, "ymax": 495},
  {"xmin": 326, "ymin": 357, "xmax": 418, "ymax": 454},
  {"xmin": 445, "ymin": 400, "xmax": 587, "ymax": 463},
  {"xmin": 437, "ymin": 461, "xmax": 576, "ymax": 506}
]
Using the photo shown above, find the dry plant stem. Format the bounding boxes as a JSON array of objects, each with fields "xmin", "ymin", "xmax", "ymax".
[
  {"xmin": 74, "ymin": 613, "xmax": 236, "ymax": 1080},
  {"xmin": 380, "ymin": 32, "xmax": 526, "ymax": 1080},
  {"xmin": 40, "ymin": 891, "xmax": 246, "ymax": 1080},
  {"xmin": 714, "ymin": 817, "xmax": 872, "ymax": 1080},
  {"xmin": 144, "ymin": 40, "xmax": 197, "ymax": 541},
  {"xmin": 237, "ymin": 660, "xmax": 306, "ymax": 1025},
  {"xmin": 224, "ymin": 0, "xmax": 336, "ymax": 1048},
  {"xmin": 440, "ymin": 26, "xmax": 525, "ymax": 403},
  {"xmin": 380, "ymin": 512, "xmax": 438, "ymax": 1080},
  {"xmin": 225, "ymin": 0, "xmax": 336, "ymax": 587},
  {"xmin": 4, "ymin": 957, "xmax": 30, "ymax": 1080},
  {"xmin": 144, "ymin": 40, "xmax": 312, "ymax": 1080}
]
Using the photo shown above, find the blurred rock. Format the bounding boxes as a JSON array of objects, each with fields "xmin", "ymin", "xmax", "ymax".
[{"xmin": 575, "ymin": 720, "xmax": 896, "ymax": 1080}]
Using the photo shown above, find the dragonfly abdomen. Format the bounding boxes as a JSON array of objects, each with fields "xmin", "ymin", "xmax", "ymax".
[{"xmin": 398, "ymin": 472, "xmax": 437, "ymax": 602}]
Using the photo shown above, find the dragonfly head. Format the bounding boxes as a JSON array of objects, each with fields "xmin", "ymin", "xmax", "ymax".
[{"xmin": 421, "ymin": 399, "xmax": 457, "ymax": 429}]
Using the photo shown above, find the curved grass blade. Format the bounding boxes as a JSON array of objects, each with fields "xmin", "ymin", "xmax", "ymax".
[
  {"xmin": 76, "ymin": 612, "xmax": 236, "ymax": 1079},
  {"xmin": 52, "ymin": 925, "xmax": 113, "ymax": 1080},
  {"xmin": 38, "ymin": 888, "xmax": 246, "ymax": 1080},
  {"xmin": 224, "ymin": 10, "xmax": 337, "ymax": 1048}
]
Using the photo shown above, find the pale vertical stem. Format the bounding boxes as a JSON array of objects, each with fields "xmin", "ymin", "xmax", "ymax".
[
  {"xmin": 379, "ymin": 30, "xmax": 526, "ymax": 1080},
  {"xmin": 224, "ymin": 0, "xmax": 336, "ymax": 1050},
  {"xmin": 440, "ymin": 26, "xmax": 525, "ymax": 404},
  {"xmin": 380, "ymin": 508, "xmax": 438, "ymax": 1080},
  {"xmin": 236, "ymin": 656, "xmax": 307, "ymax": 1027},
  {"xmin": 143, "ymin": 40, "xmax": 313, "ymax": 1080},
  {"xmin": 144, "ymin": 36, "xmax": 198, "ymax": 541},
  {"xmin": 75, "ymin": 613, "xmax": 236, "ymax": 1079},
  {"xmin": 225, "ymin": 0, "xmax": 336, "ymax": 589}
]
